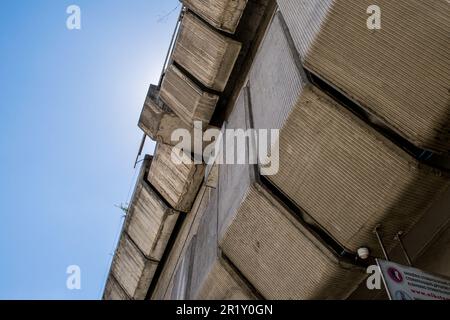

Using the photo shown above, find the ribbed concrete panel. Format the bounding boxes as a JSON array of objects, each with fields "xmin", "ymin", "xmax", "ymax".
[
  {"xmin": 183, "ymin": 0, "xmax": 248, "ymax": 34},
  {"xmin": 218, "ymin": 89, "xmax": 252, "ymax": 239},
  {"xmin": 293, "ymin": 0, "xmax": 450, "ymax": 152},
  {"xmin": 103, "ymin": 277, "xmax": 130, "ymax": 300},
  {"xmin": 221, "ymin": 185, "xmax": 364, "ymax": 300},
  {"xmin": 249, "ymin": 12, "xmax": 306, "ymax": 130},
  {"xmin": 139, "ymin": 95, "xmax": 192, "ymax": 146},
  {"xmin": 277, "ymin": 0, "xmax": 333, "ymax": 62},
  {"xmin": 169, "ymin": 239, "xmax": 196, "ymax": 300},
  {"xmin": 160, "ymin": 65, "xmax": 219, "ymax": 127},
  {"xmin": 125, "ymin": 181, "xmax": 179, "ymax": 261},
  {"xmin": 148, "ymin": 143, "xmax": 205, "ymax": 213},
  {"xmin": 188, "ymin": 190, "xmax": 218, "ymax": 298},
  {"xmin": 110, "ymin": 235, "xmax": 158, "ymax": 300},
  {"xmin": 196, "ymin": 259, "xmax": 256, "ymax": 300},
  {"xmin": 268, "ymin": 86, "xmax": 450, "ymax": 254},
  {"xmin": 172, "ymin": 12, "xmax": 242, "ymax": 92}
]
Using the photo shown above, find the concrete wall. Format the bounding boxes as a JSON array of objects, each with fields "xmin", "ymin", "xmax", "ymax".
[{"xmin": 107, "ymin": 0, "xmax": 450, "ymax": 300}]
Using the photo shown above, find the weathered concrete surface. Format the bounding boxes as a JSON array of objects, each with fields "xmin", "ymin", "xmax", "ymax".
[
  {"xmin": 217, "ymin": 88, "xmax": 253, "ymax": 239},
  {"xmin": 279, "ymin": 0, "xmax": 450, "ymax": 152},
  {"xmin": 172, "ymin": 12, "xmax": 242, "ymax": 92},
  {"xmin": 221, "ymin": 184, "xmax": 365, "ymax": 299},
  {"xmin": 160, "ymin": 65, "xmax": 219, "ymax": 127},
  {"xmin": 151, "ymin": 186, "xmax": 212, "ymax": 299},
  {"xmin": 196, "ymin": 259, "xmax": 257, "ymax": 300},
  {"xmin": 187, "ymin": 189, "xmax": 221, "ymax": 299},
  {"xmin": 183, "ymin": 0, "xmax": 248, "ymax": 34},
  {"xmin": 277, "ymin": 0, "xmax": 333, "ymax": 62},
  {"xmin": 138, "ymin": 94, "xmax": 192, "ymax": 146},
  {"xmin": 268, "ymin": 85, "xmax": 450, "ymax": 255},
  {"xmin": 149, "ymin": 184, "xmax": 256, "ymax": 300},
  {"xmin": 148, "ymin": 143, "xmax": 205, "ymax": 213},
  {"xmin": 210, "ymin": 0, "xmax": 277, "ymax": 125},
  {"xmin": 103, "ymin": 276, "xmax": 130, "ymax": 300},
  {"xmin": 249, "ymin": 12, "xmax": 307, "ymax": 130},
  {"xmin": 215, "ymin": 83, "xmax": 364, "ymax": 299},
  {"xmin": 124, "ymin": 180, "xmax": 179, "ymax": 261},
  {"xmin": 104, "ymin": 156, "xmax": 178, "ymax": 300},
  {"xmin": 110, "ymin": 235, "xmax": 158, "ymax": 299}
]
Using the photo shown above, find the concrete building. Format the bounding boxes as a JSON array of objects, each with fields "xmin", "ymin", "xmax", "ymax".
[{"xmin": 104, "ymin": 0, "xmax": 450, "ymax": 300}]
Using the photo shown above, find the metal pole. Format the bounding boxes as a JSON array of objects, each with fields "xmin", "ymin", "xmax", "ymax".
[
  {"xmin": 157, "ymin": 6, "xmax": 184, "ymax": 88},
  {"xmin": 134, "ymin": 133, "xmax": 147, "ymax": 168},
  {"xmin": 374, "ymin": 225, "xmax": 390, "ymax": 261},
  {"xmin": 396, "ymin": 231, "xmax": 413, "ymax": 267}
]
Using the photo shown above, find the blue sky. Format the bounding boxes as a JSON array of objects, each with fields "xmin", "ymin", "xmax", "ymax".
[{"xmin": 0, "ymin": 0, "xmax": 179, "ymax": 300}]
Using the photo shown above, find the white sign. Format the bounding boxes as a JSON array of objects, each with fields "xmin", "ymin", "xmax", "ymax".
[{"xmin": 377, "ymin": 259, "xmax": 450, "ymax": 300}]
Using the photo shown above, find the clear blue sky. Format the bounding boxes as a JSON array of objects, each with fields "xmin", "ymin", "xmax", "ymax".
[{"xmin": 0, "ymin": 0, "xmax": 179, "ymax": 300}]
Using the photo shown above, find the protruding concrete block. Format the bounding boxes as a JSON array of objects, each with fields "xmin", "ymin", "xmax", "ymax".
[
  {"xmin": 182, "ymin": 0, "xmax": 248, "ymax": 34},
  {"xmin": 124, "ymin": 179, "xmax": 179, "ymax": 262},
  {"xmin": 221, "ymin": 185, "xmax": 364, "ymax": 299},
  {"xmin": 279, "ymin": 0, "xmax": 450, "ymax": 152},
  {"xmin": 110, "ymin": 235, "xmax": 158, "ymax": 300},
  {"xmin": 160, "ymin": 65, "xmax": 219, "ymax": 127},
  {"xmin": 268, "ymin": 85, "xmax": 450, "ymax": 255},
  {"xmin": 172, "ymin": 12, "xmax": 242, "ymax": 92},
  {"xmin": 138, "ymin": 94, "xmax": 192, "ymax": 146},
  {"xmin": 103, "ymin": 277, "xmax": 130, "ymax": 301},
  {"xmin": 148, "ymin": 143, "xmax": 205, "ymax": 213}
]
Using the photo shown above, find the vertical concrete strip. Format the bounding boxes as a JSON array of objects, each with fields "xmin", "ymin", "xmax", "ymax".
[{"xmin": 249, "ymin": 12, "xmax": 307, "ymax": 130}]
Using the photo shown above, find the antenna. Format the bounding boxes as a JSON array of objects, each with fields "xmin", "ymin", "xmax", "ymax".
[{"xmin": 115, "ymin": 203, "xmax": 129, "ymax": 216}]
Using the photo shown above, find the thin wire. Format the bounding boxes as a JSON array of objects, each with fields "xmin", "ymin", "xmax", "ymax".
[{"xmin": 157, "ymin": 3, "xmax": 181, "ymax": 23}]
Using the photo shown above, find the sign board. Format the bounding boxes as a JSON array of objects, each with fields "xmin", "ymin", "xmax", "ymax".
[{"xmin": 377, "ymin": 259, "xmax": 450, "ymax": 300}]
